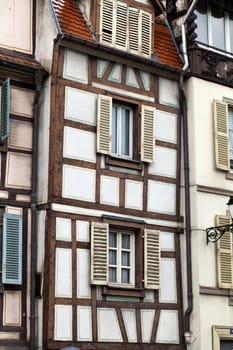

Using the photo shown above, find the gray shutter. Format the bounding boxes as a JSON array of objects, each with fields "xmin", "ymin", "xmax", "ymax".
[
  {"xmin": 1, "ymin": 78, "xmax": 10, "ymax": 142},
  {"xmin": 97, "ymin": 94, "xmax": 112, "ymax": 155},
  {"xmin": 101, "ymin": 0, "xmax": 114, "ymax": 44},
  {"xmin": 216, "ymin": 215, "xmax": 233, "ymax": 289},
  {"xmin": 144, "ymin": 229, "xmax": 160, "ymax": 289},
  {"xmin": 213, "ymin": 100, "xmax": 230, "ymax": 170},
  {"xmin": 2, "ymin": 213, "xmax": 23, "ymax": 285},
  {"xmin": 91, "ymin": 222, "xmax": 109, "ymax": 285},
  {"xmin": 115, "ymin": 2, "xmax": 127, "ymax": 49},
  {"xmin": 141, "ymin": 105, "xmax": 155, "ymax": 163},
  {"xmin": 141, "ymin": 11, "xmax": 152, "ymax": 57}
]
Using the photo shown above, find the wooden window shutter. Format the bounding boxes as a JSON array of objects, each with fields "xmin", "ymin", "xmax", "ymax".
[
  {"xmin": 141, "ymin": 11, "xmax": 152, "ymax": 57},
  {"xmin": 216, "ymin": 215, "xmax": 233, "ymax": 288},
  {"xmin": 101, "ymin": 0, "xmax": 114, "ymax": 44},
  {"xmin": 1, "ymin": 78, "xmax": 10, "ymax": 143},
  {"xmin": 97, "ymin": 94, "xmax": 112, "ymax": 155},
  {"xmin": 2, "ymin": 213, "xmax": 22, "ymax": 285},
  {"xmin": 213, "ymin": 99, "xmax": 230, "ymax": 171},
  {"xmin": 115, "ymin": 2, "xmax": 127, "ymax": 49},
  {"xmin": 91, "ymin": 222, "xmax": 109, "ymax": 285},
  {"xmin": 141, "ymin": 105, "xmax": 155, "ymax": 163},
  {"xmin": 144, "ymin": 229, "xmax": 160, "ymax": 289},
  {"xmin": 128, "ymin": 7, "xmax": 139, "ymax": 53}
]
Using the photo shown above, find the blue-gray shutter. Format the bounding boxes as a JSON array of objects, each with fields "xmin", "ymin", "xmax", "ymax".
[
  {"xmin": 1, "ymin": 78, "xmax": 10, "ymax": 142},
  {"xmin": 2, "ymin": 213, "xmax": 22, "ymax": 285}
]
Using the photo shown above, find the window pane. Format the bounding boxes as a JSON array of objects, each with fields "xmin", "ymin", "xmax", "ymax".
[
  {"xmin": 195, "ymin": 4, "xmax": 208, "ymax": 44},
  {"xmin": 220, "ymin": 340, "xmax": 233, "ymax": 350},
  {"xmin": 109, "ymin": 250, "xmax": 117, "ymax": 265},
  {"xmin": 121, "ymin": 268, "xmax": 130, "ymax": 283},
  {"xmin": 112, "ymin": 106, "xmax": 117, "ymax": 154},
  {"xmin": 121, "ymin": 109, "xmax": 130, "ymax": 156},
  {"xmin": 211, "ymin": 8, "xmax": 225, "ymax": 50},
  {"xmin": 122, "ymin": 234, "xmax": 130, "ymax": 249},
  {"xmin": 109, "ymin": 232, "xmax": 117, "ymax": 247},
  {"xmin": 229, "ymin": 14, "xmax": 233, "ymax": 52},
  {"xmin": 109, "ymin": 267, "xmax": 117, "ymax": 282},
  {"xmin": 122, "ymin": 251, "xmax": 130, "ymax": 266}
]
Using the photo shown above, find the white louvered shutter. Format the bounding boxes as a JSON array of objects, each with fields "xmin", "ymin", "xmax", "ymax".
[
  {"xmin": 97, "ymin": 94, "xmax": 112, "ymax": 155},
  {"xmin": 144, "ymin": 229, "xmax": 160, "ymax": 289},
  {"xmin": 91, "ymin": 222, "xmax": 109, "ymax": 285},
  {"xmin": 115, "ymin": 2, "xmax": 127, "ymax": 49},
  {"xmin": 213, "ymin": 100, "xmax": 230, "ymax": 171},
  {"xmin": 141, "ymin": 105, "xmax": 155, "ymax": 163},
  {"xmin": 101, "ymin": 0, "xmax": 114, "ymax": 44},
  {"xmin": 216, "ymin": 215, "xmax": 233, "ymax": 288},
  {"xmin": 128, "ymin": 7, "xmax": 139, "ymax": 53},
  {"xmin": 141, "ymin": 11, "xmax": 152, "ymax": 57}
]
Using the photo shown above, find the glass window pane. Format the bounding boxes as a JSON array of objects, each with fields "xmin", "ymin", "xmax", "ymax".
[
  {"xmin": 122, "ymin": 251, "xmax": 130, "ymax": 266},
  {"xmin": 121, "ymin": 108, "xmax": 130, "ymax": 156},
  {"xmin": 211, "ymin": 8, "xmax": 225, "ymax": 50},
  {"xmin": 121, "ymin": 268, "xmax": 130, "ymax": 284},
  {"xmin": 109, "ymin": 232, "xmax": 117, "ymax": 247},
  {"xmin": 195, "ymin": 4, "xmax": 208, "ymax": 44},
  {"xmin": 112, "ymin": 106, "xmax": 117, "ymax": 154},
  {"xmin": 122, "ymin": 234, "xmax": 130, "ymax": 249},
  {"xmin": 229, "ymin": 14, "xmax": 233, "ymax": 52},
  {"xmin": 220, "ymin": 340, "xmax": 233, "ymax": 350},
  {"xmin": 109, "ymin": 267, "xmax": 117, "ymax": 282},
  {"xmin": 109, "ymin": 250, "xmax": 117, "ymax": 265}
]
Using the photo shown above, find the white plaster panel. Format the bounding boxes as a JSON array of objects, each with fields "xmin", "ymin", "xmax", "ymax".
[
  {"xmin": 156, "ymin": 310, "xmax": 179, "ymax": 343},
  {"xmin": 55, "ymin": 248, "xmax": 72, "ymax": 298},
  {"xmin": 125, "ymin": 180, "xmax": 143, "ymax": 210},
  {"xmin": 126, "ymin": 67, "xmax": 139, "ymax": 88},
  {"xmin": 10, "ymin": 87, "xmax": 34, "ymax": 117},
  {"xmin": 0, "ymin": 1, "xmax": 32, "ymax": 53},
  {"xmin": 56, "ymin": 217, "xmax": 71, "ymax": 241},
  {"xmin": 97, "ymin": 59, "xmax": 109, "ymax": 78},
  {"xmin": 0, "ymin": 332, "xmax": 20, "ymax": 340},
  {"xmin": 65, "ymin": 87, "xmax": 96, "ymax": 125},
  {"xmin": 159, "ymin": 78, "xmax": 179, "ymax": 107},
  {"xmin": 0, "ymin": 191, "xmax": 8, "ymax": 199},
  {"xmin": 149, "ymin": 147, "xmax": 177, "ymax": 178},
  {"xmin": 16, "ymin": 195, "xmax": 30, "ymax": 202},
  {"xmin": 77, "ymin": 249, "xmax": 91, "ymax": 298},
  {"xmin": 3, "ymin": 291, "xmax": 21, "ymax": 326},
  {"xmin": 6, "ymin": 153, "xmax": 31, "ymax": 189},
  {"xmin": 54, "ymin": 305, "xmax": 72, "ymax": 341},
  {"xmin": 76, "ymin": 220, "xmax": 90, "ymax": 242},
  {"xmin": 109, "ymin": 64, "xmax": 122, "ymax": 83},
  {"xmin": 62, "ymin": 165, "xmax": 96, "ymax": 202},
  {"xmin": 143, "ymin": 290, "xmax": 155, "ymax": 303},
  {"xmin": 160, "ymin": 232, "xmax": 175, "ymax": 251},
  {"xmin": 9, "ymin": 119, "xmax": 32, "ymax": 150},
  {"xmin": 147, "ymin": 181, "xmax": 176, "ymax": 214},
  {"xmin": 63, "ymin": 50, "xmax": 88, "ymax": 83},
  {"xmin": 159, "ymin": 258, "xmax": 177, "ymax": 303},
  {"xmin": 141, "ymin": 309, "xmax": 155, "ymax": 343},
  {"xmin": 77, "ymin": 306, "xmax": 92, "ymax": 341},
  {"xmin": 5, "ymin": 206, "xmax": 22, "ymax": 215},
  {"xmin": 97, "ymin": 308, "xmax": 122, "ymax": 342},
  {"xmin": 121, "ymin": 309, "xmax": 137, "ymax": 342},
  {"xmin": 100, "ymin": 176, "xmax": 119, "ymax": 206},
  {"xmin": 140, "ymin": 71, "xmax": 150, "ymax": 90},
  {"xmin": 156, "ymin": 110, "xmax": 177, "ymax": 144},
  {"xmin": 63, "ymin": 126, "xmax": 96, "ymax": 162}
]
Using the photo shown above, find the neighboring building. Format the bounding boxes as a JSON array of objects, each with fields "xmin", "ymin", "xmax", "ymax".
[
  {"xmin": 35, "ymin": 0, "xmax": 187, "ymax": 349},
  {"xmin": 170, "ymin": 0, "xmax": 233, "ymax": 349},
  {"xmin": 0, "ymin": 0, "xmax": 46, "ymax": 349}
]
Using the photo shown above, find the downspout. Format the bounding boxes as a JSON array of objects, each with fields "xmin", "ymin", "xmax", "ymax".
[
  {"xmin": 29, "ymin": 69, "xmax": 43, "ymax": 350},
  {"xmin": 179, "ymin": 0, "xmax": 199, "ymax": 344}
]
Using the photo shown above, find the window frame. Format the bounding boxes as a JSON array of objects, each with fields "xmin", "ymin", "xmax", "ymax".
[{"xmin": 213, "ymin": 326, "xmax": 233, "ymax": 350}]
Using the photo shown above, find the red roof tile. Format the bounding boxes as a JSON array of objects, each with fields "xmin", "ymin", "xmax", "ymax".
[
  {"xmin": 52, "ymin": 0, "xmax": 182, "ymax": 70},
  {"xmin": 52, "ymin": 0, "xmax": 94, "ymax": 41},
  {"xmin": 0, "ymin": 50, "xmax": 43, "ymax": 70}
]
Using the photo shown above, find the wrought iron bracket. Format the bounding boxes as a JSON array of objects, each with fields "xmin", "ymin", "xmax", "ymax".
[{"xmin": 206, "ymin": 224, "xmax": 233, "ymax": 244}]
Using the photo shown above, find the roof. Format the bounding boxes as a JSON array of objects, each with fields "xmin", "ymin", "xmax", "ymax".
[
  {"xmin": 52, "ymin": 0, "xmax": 182, "ymax": 70},
  {"xmin": 0, "ymin": 49, "xmax": 44, "ymax": 70}
]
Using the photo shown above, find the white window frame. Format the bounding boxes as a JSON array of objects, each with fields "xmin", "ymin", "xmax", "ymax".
[
  {"xmin": 108, "ymin": 229, "xmax": 135, "ymax": 287},
  {"xmin": 213, "ymin": 326, "xmax": 233, "ymax": 350},
  {"xmin": 111, "ymin": 104, "xmax": 133, "ymax": 159}
]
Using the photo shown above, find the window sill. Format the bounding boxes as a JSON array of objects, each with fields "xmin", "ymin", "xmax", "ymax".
[
  {"xmin": 105, "ymin": 156, "xmax": 143, "ymax": 171},
  {"xmin": 103, "ymin": 285, "xmax": 145, "ymax": 298}
]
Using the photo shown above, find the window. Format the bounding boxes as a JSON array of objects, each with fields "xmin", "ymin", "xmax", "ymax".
[
  {"xmin": 100, "ymin": 0, "xmax": 152, "ymax": 57},
  {"xmin": 0, "ymin": 78, "xmax": 10, "ymax": 143},
  {"xmin": 97, "ymin": 94, "xmax": 155, "ymax": 163},
  {"xmin": 91, "ymin": 222, "xmax": 160, "ymax": 289},
  {"xmin": 213, "ymin": 326, "xmax": 233, "ymax": 350},
  {"xmin": 220, "ymin": 340, "xmax": 233, "ymax": 350},
  {"xmin": 195, "ymin": 3, "xmax": 233, "ymax": 53}
]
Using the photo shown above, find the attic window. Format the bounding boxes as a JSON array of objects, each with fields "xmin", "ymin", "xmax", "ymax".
[{"xmin": 100, "ymin": 0, "xmax": 152, "ymax": 57}]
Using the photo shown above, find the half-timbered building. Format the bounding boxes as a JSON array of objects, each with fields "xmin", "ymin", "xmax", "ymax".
[{"xmin": 35, "ymin": 1, "xmax": 186, "ymax": 349}]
